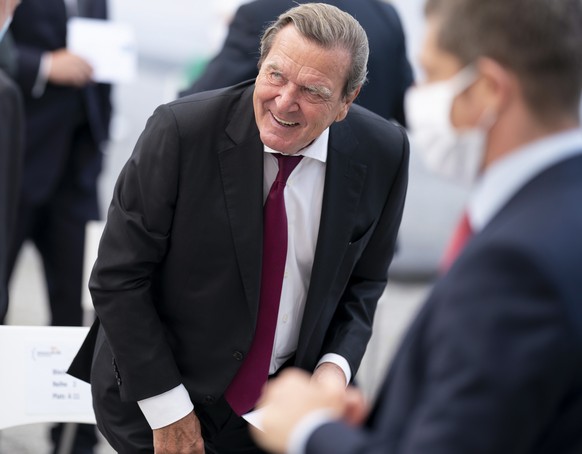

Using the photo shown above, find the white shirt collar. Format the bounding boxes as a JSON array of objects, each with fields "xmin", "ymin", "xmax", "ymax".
[
  {"xmin": 469, "ymin": 128, "xmax": 582, "ymax": 231},
  {"xmin": 263, "ymin": 128, "xmax": 329, "ymax": 164}
]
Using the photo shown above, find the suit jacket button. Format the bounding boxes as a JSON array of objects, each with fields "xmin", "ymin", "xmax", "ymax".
[
  {"xmin": 117, "ymin": 378, "xmax": 122, "ymax": 386},
  {"xmin": 233, "ymin": 351, "xmax": 244, "ymax": 361},
  {"xmin": 204, "ymin": 395, "xmax": 215, "ymax": 404}
]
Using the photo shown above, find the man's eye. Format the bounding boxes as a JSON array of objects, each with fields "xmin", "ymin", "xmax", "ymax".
[
  {"xmin": 268, "ymin": 72, "xmax": 284, "ymax": 84},
  {"xmin": 304, "ymin": 87, "xmax": 328, "ymax": 103}
]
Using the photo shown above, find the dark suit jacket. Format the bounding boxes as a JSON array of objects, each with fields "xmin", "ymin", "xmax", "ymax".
[
  {"xmin": 70, "ymin": 81, "xmax": 409, "ymax": 410},
  {"xmin": 180, "ymin": 0, "xmax": 413, "ymax": 124},
  {"xmin": 10, "ymin": 0, "xmax": 111, "ymax": 208},
  {"xmin": 305, "ymin": 154, "xmax": 582, "ymax": 454},
  {"xmin": 0, "ymin": 70, "xmax": 24, "ymax": 319}
]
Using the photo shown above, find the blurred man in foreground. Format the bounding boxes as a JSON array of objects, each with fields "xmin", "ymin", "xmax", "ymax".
[{"xmin": 253, "ymin": 0, "xmax": 582, "ymax": 452}]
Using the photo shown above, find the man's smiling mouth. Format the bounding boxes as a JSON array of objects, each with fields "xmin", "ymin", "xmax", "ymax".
[{"xmin": 272, "ymin": 112, "xmax": 300, "ymax": 127}]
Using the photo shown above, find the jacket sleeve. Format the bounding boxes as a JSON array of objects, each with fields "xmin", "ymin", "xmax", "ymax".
[
  {"xmin": 320, "ymin": 125, "xmax": 410, "ymax": 377},
  {"xmin": 89, "ymin": 104, "xmax": 183, "ymax": 402},
  {"xmin": 307, "ymin": 239, "xmax": 580, "ymax": 454}
]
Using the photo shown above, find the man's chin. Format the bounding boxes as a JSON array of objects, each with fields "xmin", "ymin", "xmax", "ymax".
[{"xmin": 260, "ymin": 134, "xmax": 300, "ymax": 155}]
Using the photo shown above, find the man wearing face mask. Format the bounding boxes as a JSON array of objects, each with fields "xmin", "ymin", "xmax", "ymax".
[
  {"xmin": 0, "ymin": 0, "xmax": 23, "ymax": 322},
  {"xmin": 251, "ymin": 0, "xmax": 582, "ymax": 453}
]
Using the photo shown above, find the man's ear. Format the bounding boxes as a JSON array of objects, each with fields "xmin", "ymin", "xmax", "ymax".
[
  {"xmin": 335, "ymin": 85, "xmax": 362, "ymax": 122},
  {"xmin": 475, "ymin": 57, "xmax": 516, "ymax": 115}
]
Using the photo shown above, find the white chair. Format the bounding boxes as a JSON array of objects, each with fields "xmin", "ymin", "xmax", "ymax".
[
  {"xmin": 0, "ymin": 325, "xmax": 95, "ymax": 431},
  {"xmin": 82, "ymin": 220, "xmax": 105, "ymax": 324}
]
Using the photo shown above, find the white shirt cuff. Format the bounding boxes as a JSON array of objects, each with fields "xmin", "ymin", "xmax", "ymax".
[
  {"xmin": 137, "ymin": 384, "xmax": 194, "ymax": 430},
  {"xmin": 287, "ymin": 409, "xmax": 336, "ymax": 454},
  {"xmin": 32, "ymin": 52, "xmax": 52, "ymax": 98},
  {"xmin": 317, "ymin": 353, "xmax": 352, "ymax": 386}
]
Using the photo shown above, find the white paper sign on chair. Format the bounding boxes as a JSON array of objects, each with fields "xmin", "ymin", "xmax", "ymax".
[{"xmin": 0, "ymin": 326, "xmax": 95, "ymax": 429}]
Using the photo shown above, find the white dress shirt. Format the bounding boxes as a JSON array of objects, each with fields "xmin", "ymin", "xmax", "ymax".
[
  {"xmin": 139, "ymin": 128, "xmax": 352, "ymax": 429},
  {"xmin": 288, "ymin": 127, "xmax": 582, "ymax": 454}
]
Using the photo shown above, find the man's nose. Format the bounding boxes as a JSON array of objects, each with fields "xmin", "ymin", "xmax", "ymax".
[{"xmin": 276, "ymin": 83, "xmax": 300, "ymax": 112}]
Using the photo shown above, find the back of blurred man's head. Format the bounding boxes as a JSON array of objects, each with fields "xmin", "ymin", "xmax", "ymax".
[{"xmin": 425, "ymin": 0, "xmax": 582, "ymax": 123}]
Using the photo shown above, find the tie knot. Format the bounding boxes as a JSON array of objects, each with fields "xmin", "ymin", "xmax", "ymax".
[{"xmin": 275, "ymin": 154, "xmax": 303, "ymax": 183}]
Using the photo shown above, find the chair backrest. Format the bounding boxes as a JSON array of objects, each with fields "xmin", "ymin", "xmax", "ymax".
[
  {"xmin": 82, "ymin": 220, "xmax": 105, "ymax": 314},
  {"xmin": 0, "ymin": 325, "xmax": 95, "ymax": 429}
]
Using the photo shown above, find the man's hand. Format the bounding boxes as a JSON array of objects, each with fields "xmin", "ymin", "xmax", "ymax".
[
  {"xmin": 48, "ymin": 49, "xmax": 93, "ymax": 87},
  {"xmin": 311, "ymin": 362, "xmax": 347, "ymax": 390},
  {"xmin": 251, "ymin": 369, "xmax": 351, "ymax": 453},
  {"xmin": 153, "ymin": 411, "xmax": 205, "ymax": 454},
  {"xmin": 312, "ymin": 362, "xmax": 368, "ymax": 425}
]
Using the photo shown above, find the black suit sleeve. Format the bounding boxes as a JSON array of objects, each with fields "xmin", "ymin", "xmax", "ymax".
[
  {"xmin": 320, "ymin": 125, "xmax": 409, "ymax": 376},
  {"xmin": 179, "ymin": 3, "xmax": 262, "ymax": 96},
  {"xmin": 89, "ymin": 105, "xmax": 183, "ymax": 401},
  {"xmin": 12, "ymin": 42, "xmax": 44, "ymax": 96}
]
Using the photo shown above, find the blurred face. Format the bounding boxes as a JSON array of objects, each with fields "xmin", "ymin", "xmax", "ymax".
[
  {"xmin": 419, "ymin": 17, "xmax": 485, "ymax": 129},
  {"xmin": 253, "ymin": 25, "xmax": 360, "ymax": 154}
]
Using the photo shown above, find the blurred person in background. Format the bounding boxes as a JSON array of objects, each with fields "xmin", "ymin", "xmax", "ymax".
[
  {"xmin": 4, "ymin": 0, "xmax": 112, "ymax": 452},
  {"xmin": 0, "ymin": 0, "xmax": 22, "ymax": 327},
  {"xmin": 252, "ymin": 0, "xmax": 582, "ymax": 453},
  {"xmin": 0, "ymin": 24, "xmax": 16, "ymax": 77},
  {"xmin": 180, "ymin": 0, "xmax": 414, "ymax": 125},
  {"xmin": 69, "ymin": 4, "xmax": 408, "ymax": 453}
]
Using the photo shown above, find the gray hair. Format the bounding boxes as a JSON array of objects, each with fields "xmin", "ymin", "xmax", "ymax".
[
  {"xmin": 258, "ymin": 3, "xmax": 369, "ymax": 98},
  {"xmin": 425, "ymin": 0, "xmax": 582, "ymax": 122}
]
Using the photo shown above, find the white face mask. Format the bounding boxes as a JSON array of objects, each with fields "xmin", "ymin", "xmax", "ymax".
[{"xmin": 405, "ymin": 66, "xmax": 494, "ymax": 186}]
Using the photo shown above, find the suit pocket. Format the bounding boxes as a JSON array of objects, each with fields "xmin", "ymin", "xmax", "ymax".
[
  {"xmin": 343, "ymin": 221, "xmax": 377, "ymax": 268},
  {"xmin": 348, "ymin": 221, "xmax": 375, "ymax": 248}
]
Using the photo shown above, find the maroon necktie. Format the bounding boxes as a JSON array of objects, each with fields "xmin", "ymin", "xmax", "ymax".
[
  {"xmin": 440, "ymin": 211, "xmax": 473, "ymax": 272},
  {"xmin": 225, "ymin": 153, "xmax": 303, "ymax": 416}
]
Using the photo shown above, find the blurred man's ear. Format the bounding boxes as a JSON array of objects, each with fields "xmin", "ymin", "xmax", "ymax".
[{"xmin": 475, "ymin": 57, "xmax": 516, "ymax": 116}]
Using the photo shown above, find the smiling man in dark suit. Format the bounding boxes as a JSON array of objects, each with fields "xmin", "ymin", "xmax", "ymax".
[
  {"xmin": 252, "ymin": 0, "xmax": 582, "ymax": 453},
  {"xmin": 69, "ymin": 3, "xmax": 409, "ymax": 453},
  {"xmin": 180, "ymin": 0, "xmax": 413, "ymax": 125}
]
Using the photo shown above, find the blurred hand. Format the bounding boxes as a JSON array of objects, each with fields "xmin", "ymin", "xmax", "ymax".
[
  {"xmin": 252, "ymin": 368, "xmax": 363, "ymax": 453},
  {"xmin": 153, "ymin": 411, "xmax": 205, "ymax": 454},
  {"xmin": 311, "ymin": 361, "xmax": 347, "ymax": 390},
  {"xmin": 312, "ymin": 362, "xmax": 368, "ymax": 425},
  {"xmin": 48, "ymin": 49, "xmax": 93, "ymax": 87},
  {"xmin": 342, "ymin": 386, "xmax": 368, "ymax": 426}
]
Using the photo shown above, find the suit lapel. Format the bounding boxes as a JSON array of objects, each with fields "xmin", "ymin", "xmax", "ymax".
[
  {"xmin": 298, "ymin": 119, "xmax": 367, "ymax": 352},
  {"xmin": 218, "ymin": 86, "xmax": 264, "ymax": 320}
]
